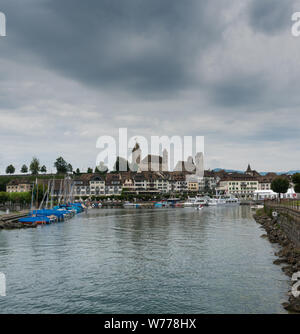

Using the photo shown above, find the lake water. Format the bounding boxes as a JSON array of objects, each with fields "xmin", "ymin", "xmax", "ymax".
[{"xmin": 0, "ymin": 206, "xmax": 289, "ymax": 314}]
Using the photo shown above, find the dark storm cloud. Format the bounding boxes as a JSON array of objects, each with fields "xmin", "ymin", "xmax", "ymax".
[
  {"xmin": 248, "ymin": 0, "xmax": 295, "ymax": 34},
  {"xmin": 1, "ymin": 0, "xmax": 227, "ymax": 96}
]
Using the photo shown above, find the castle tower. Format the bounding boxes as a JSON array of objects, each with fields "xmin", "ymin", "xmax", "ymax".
[
  {"xmin": 162, "ymin": 149, "xmax": 168, "ymax": 171},
  {"xmin": 131, "ymin": 142, "xmax": 141, "ymax": 172},
  {"xmin": 195, "ymin": 152, "xmax": 204, "ymax": 178}
]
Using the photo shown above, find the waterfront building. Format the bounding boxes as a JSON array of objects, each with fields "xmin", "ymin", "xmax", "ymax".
[
  {"xmin": 198, "ymin": 171, "xmax": 219, "ymax": 192},
  {"xmin": 6, "ymin": 179, "xmax": 32, "ymax": 193},
  {"xmin": 133, "ymin": 173, "xmax": 147, "ymax": 192},
  {"xmin": 217, "ymin": 174, "xmax": 259, "ymax": 199},
  {"xmin": 258, "ymin": 180, "xmax": 272, "ymax": 191},
  {"xmin": 187, "ymin": 180, "xmax": 199, "ymax": 192},
  {"xmin": 170, "ymin": 172, "xmax": 188, "ymax": 193},
  {"xmin": 105, "ymin": 173, "xmax": 122, "ymax": 195},
  {"xmin": 120, "ymin": 172, "xmax": 135, "ymax": 192},
  {"xmin": 89, "ymin": 175, "xmax": 105, "ymax": 195}
]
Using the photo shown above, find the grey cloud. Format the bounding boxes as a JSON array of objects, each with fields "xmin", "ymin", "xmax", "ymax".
[
  {"xmin": 1, "ymin": 0, "xmax": 228, "ymax": 97},
  {"xmin": 248, "ymin": 0, "xmax": 295, "ymax": 34},
  {"xmin": 0, "ymin": 1, "xmax": 299, "ymax": 172},
  {"xmin": 209, "ymin": 74, "xmax": 265, "ymax": 108}
]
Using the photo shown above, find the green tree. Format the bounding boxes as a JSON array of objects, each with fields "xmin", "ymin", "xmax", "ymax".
[
  {"xmin": 67, "ymin": 164, "xmax": 73, "ymax": 173},
  {"xmin": 54, "ymin": 157, "xmax": 68, "ymax": 174},
  {"xmin": 292, "ymin": 173, "xmax": 300, "ymax": 185},
  {"xmin": 40, "ymin": 165, "xmax": 47, "ymax": 173},
  {"xmin": 9, "ymin": 192, "xmax": 31, "ymax": 204},
  {"xmin": 30, "ymin": 157, "xmax": 40, "ymax": 175},
  {"xmin": 21, "ymin": 164, "xmax": 28, "ymax": 173},
  {"xmin": 113, "ymin": 157, "xmax": 129, "ymax": 172},
  {"xmin": 292, "ymin": 173, "xmax": 300, "ymax": 193},
  {"xmin": 87, "ymin": 167, "xmax": 93, "ymax": 173},
  {"xmin": 95, "ymin": 161, "xmax": 108, "ymax": 174},
  {"xmin": 0, "ymin": 192, "xmax": 9, "ymax": 203},
  {"xmin": 271, "ymin": 177, "xmax": 289, "ymax": 200},
  {"xmin": 75, "ymin": 168, "xmax": 81, "ymax": 175},
  {"xmin": 6, "ymin": 165, "xmax": 15, "ymax": 174}
]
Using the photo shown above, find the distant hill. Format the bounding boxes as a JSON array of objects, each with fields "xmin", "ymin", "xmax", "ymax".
[
  {"xmin": 212, "ymin": 168, "xmax": 244, "ymax": 174},
  {"xmin": 212, "ymin": 168, "xmax": 300, "ymax": 175}
]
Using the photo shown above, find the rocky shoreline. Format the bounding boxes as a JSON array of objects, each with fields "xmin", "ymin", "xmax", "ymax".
[
  {"xmin": 0, "ymin": 211, "xmax": 37, "ymax": 230},
  {"xmin": 253, "ymin": 212, "xmax": 300, "ymax": 313}
]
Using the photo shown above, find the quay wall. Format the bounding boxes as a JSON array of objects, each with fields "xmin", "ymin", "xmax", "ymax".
[{"xmin": 265, "ymin": 204, "xmax": 300, "ymax": 248}]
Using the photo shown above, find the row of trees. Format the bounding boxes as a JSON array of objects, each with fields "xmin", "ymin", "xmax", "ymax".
[
  {"xmin": 6, "ymin": 157, "xmax": 47, "ymax": 175},
  {"xmin": 5, "ymin": 157, "xmax": 72, "ymax": 175},
  {"xmin": 4, "ymin": 156, "xmax": 110, "ymax": 176},
  {"xmin": 0, "ymin": 191, "xmax": 31, "ymax": 204}
]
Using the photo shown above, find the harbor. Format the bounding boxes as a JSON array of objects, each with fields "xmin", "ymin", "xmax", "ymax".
[{"xmin": 0, "ymin": 205, "xmax": 290, "ymax": 314}]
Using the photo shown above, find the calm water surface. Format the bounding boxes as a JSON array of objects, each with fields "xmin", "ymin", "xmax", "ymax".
[{"xmin": 0, "ymin": 206, "xmax": 289, "ymax": 313}]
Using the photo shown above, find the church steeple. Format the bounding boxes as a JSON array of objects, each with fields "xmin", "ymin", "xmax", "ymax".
[{"xmin": 245, "ymin": 163, "xmax": 253, "ymax": 176}]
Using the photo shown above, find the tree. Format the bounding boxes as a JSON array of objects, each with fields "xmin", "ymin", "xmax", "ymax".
[
  {"xmin": 292, "ymin": 173, "xmax": 300, "ymax": 193},
  {"xmin": 95, "ymin": 162, "xmax": 108, "ymax": 174},
  {"xmin": 6, "ymin": 165, "xmax": 15, "ymax": 174},
  {"xmin": 87, "ymin": 167, "xmax": 93, "ymax": 174},
  {"xmin": 271, "ymin": 177, "xmax": 289, "ymax": 200},
  {"xmin": 67, "ymin": 164, "xmax": 73, "ymax": 173},
  {"xmin": 54, "ymin": 157, "xmax": 68, "ymax": 174},
  {"xmin": 21, "ymin": 164, "xmax": 28, "ymax": 173},
  {"xmin": 75, "ymin": 168, "xmax": 80, "ymax": 175},
  {"xmin": 0, "ymin": 192, "xmax": 9, "ymax": 203},
  {"xmin": 30, "ymin": 157, "xmax": 40, "ymax": 175},
  {"xmin": 113, "ymin": 157, "xmax": 129, "ymax": 172},
  {"xmin": 292, "ymin": 173, "xmax": 300, "ymax": 185},
  {"xmin": 40, "ymin": 165, "xmax": 47, "ymax": 173}
]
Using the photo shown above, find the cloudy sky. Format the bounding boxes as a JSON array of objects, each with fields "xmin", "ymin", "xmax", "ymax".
[{"xmin": 0, "ymin": 0, "xmax": 299, "ymax": 173}]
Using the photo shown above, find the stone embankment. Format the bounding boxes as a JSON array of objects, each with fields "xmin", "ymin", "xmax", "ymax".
[
  {"xmin": 254, "ymin": 209, "xmax": 300, "ymax": 313},
  {"xmin": 0, "ymin": 211, "xmax": 36, "ymax": 230}
]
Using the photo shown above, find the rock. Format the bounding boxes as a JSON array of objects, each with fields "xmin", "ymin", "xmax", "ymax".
[
  {"xmin": 283, "ymin": 297, "xmax": 300, "ymax": 313},
  {"xmin": 273, "ymin": 259, "xmax": 286, "ymax": 265},
  {"xmin": 282, "ymin": 266, "xmax": 293, "ymax": 277}
]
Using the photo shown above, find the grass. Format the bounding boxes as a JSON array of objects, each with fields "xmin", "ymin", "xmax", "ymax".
[{"xmin": 255, "ymin": 208, "xmax": 265, "ymax": 217}]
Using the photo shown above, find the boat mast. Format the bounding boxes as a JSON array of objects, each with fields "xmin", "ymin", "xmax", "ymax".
[
  {"xmin": 50, "ymin": 178, "xmax": 54, "ymax": 209},
  {"xmin": 35, "ymin": 178, "xmax": 38, "ymax": 209}
]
